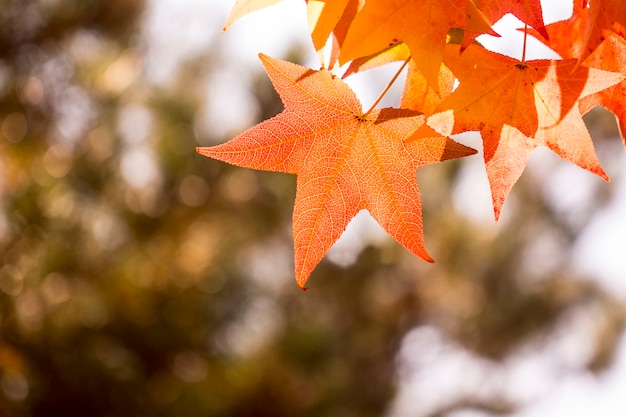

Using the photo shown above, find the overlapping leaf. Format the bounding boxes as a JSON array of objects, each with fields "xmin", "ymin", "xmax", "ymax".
[
  {"xmin": 197, "ymin": 54, "xmax": 475, "ymax": 287},
  {"xmin": 401, "ymin": 61, "xmax": 455, "ymax": 116},
  {"xmin": 462, "ymin": 0, "xmax": 547, "ymax": 49},
  {"xmin": 307, "ymin": 0, "xmax": 352, "ymax": 50},
  {"xmin": 579, "ymin": 32, "xmax": 626, "ymax": 148},
  {"xmin": 339, "ymin": 0, "xmax": 468, "ymax": 88},
  {"xmin": 580, "ymin": 0, "xmax": 626, "ymax": 63},
  {"xmin": 212, "ymin": 0, "xmax": 626, "ymax": 287},
  {"xmin": 430, "ymin": 44, "xmax": 623, "ymax": 218},
  {"xmin": 223, "ymin": 0, "xmax": 284, "ymax": 31},
  {"xmin": 528, "ymin": 8, "xmax": 626, "ymax": 148}
]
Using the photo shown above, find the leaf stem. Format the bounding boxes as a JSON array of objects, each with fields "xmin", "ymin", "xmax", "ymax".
[{"xmin": 363, "ymin": 56, "xmax": 411, "ymax": 117}]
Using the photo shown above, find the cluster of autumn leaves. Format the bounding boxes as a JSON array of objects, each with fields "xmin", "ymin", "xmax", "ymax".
[{"xmin": 198, "ymin": 0, "xmax": 626, "ymax": 288}]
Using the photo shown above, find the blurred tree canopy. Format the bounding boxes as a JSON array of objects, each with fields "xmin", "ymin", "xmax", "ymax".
[{"xmin": 0, "ymin": 1, "xmax": 624, "ymax": 416}]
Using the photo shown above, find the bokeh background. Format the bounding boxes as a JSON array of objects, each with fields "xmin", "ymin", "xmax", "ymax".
[{"xmin": 1, "ymin": 0, "xmax": 626, "ymax": 416}]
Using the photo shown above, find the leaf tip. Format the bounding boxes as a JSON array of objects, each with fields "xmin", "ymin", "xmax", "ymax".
[
  {"xmin": 492, "ymin": 201, "xmax": 503, "ymax": 222},
  {"xmin": 258, "ymin": 52, "xmax": 270, "ymax": 63},
  {"xmin": 196, "ymin": 146, "xmax": 211, "ymax": 157},
  {"xmin": 587, "ymin": 163, "xmax": 610, "ymax": 183},
  {"xmin": 296, "ymin": 276, "xmax": 310, "ymax": 291}
]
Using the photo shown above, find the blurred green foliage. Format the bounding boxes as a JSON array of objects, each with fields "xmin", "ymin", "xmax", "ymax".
[{"xmin": 0, "ymin": 1, "xmax": 624, "ymax": 416}]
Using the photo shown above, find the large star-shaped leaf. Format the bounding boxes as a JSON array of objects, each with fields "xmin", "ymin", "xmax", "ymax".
[{"xmin": 197, "ymin": 54, "xmax": 475, "ymax": 287}]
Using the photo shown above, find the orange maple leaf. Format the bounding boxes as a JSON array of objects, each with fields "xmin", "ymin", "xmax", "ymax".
[
  {"xmin": 580, "ymin": 0, "xmax": 626, "ymax": 64},
  {"xmin": 307, "ymin": 0, "xmax": 352, "ymax": 50},
  {"xmin": 528, "ymin": 10, "xmax": 626, "ymax": 148},
  {"xmin": 309, "ymin": 0, "xmax": 361, "ymax": 68},
  {"xmin": 342, "ymin": 42, "xmax": 411, "ymax": 78},
  {"xmin": 430, "ymin": 44, "xmax": 623, "ymax": 218},
  {"xmin": 223, "ymin": 0, "xmax": 285, "ymax": 31},
  {"xmin": 401, "ymin": 61, "xmax": 455, "ymax": 116},
  {"xmin": 462, "ymin": 0, "xmax": 547, "ymax": 49},
  {"xmin": 197, "ymin": 54, "xmax": 475, "ymax": 288},
  {"xmin": 340, "ymin": 1, "xmax": 492, "ymax": 78},
  {"xmin": 579, "ymin": 32, "xmax": 626, "ymax": 148},
  {"xmin": 535, "ymin": 0, "xmax": 625, "ymax": 63},
  {"xmin": 339, "ymin": 0, "xmax": 468, "ymax": 88}
]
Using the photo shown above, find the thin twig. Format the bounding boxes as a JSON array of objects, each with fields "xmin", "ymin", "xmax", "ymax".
[{"xmin": 363, "ymin": 56, "xmax": 411, "ymax": 117}]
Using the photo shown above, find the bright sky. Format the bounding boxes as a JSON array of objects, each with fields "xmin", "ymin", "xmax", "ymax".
[{"xmin": 143, "ymin": 1, "xmax": 626, "ymax": 416}]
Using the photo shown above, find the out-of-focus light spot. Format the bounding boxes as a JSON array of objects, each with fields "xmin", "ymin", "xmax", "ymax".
[
  {"xmin": 43, "ymin": 144, "xmax": 72, "ymax": 178},
  {"xmin": 178, "ymin": 175, "xmax": 209, "ymax": 207},
  {"xmin": 0, "ymin": 264, "xmax": 24, "ymax": 296},
  {"xmin": 390, "ymin": 297, "xmax": 623, "ymax": 417},
  {"xmin": 68, "ymin": 30, "xmax": 110, "ymax": 65},
  {"xmin": 91, "ymin": 337, "xmax": 137, "ymax": 379},
  {"xmin": 512, "ymin": 332, "xmax": 626, "ymax": 417},
  {"xmin": 221, "ymin": 169, "xmax": 258, "ymax": 203},
  {"xmin": 220, "ymin": 0, "xmax": 313, "ymax": 67},
  {"xmin": 78, "ymin": 293, "xmax": 109, "ymax": 329},
  {"xmin": 123, "ymin": 187, "xmax": 166, "ymax": 217},
  {"xmin": 40, "ymin": 272, "xmax": 71, "ymax": 305},
  {"xmin": 120, "ymin": 146, "xmax": 159, "ymax": 188},
  {"xmin": 571, "ymin": 167, "xmax": 626, "ymax": 299},
  {"xmin": 100, "ymin": 50, "xmax": 141, "ymax": 95},
  {"xmin": 15, "ymin": 290, "xmax": 43, "ymax": 332},
  {"xmin": 539, "ymin": 154, "xmax": 597, "ymax": 229},
  {"xmin": 117, "ymin": 104, "xmax": 153, "ymax": 145},
  {"xmin": 175, "ymin": 220, "xmax": 217, "ymax": 278},
  {"xmin": 55, "ymin": 85, "xmax": 94, "ymax": 146},
  {"xmin": 142, "ymin": 0, "xmax": 227, "ymax": 84},
  {"xmin": 0, "ymin": 211, "xmax": 9, "ymax": 243},
  {"xmin": 1, "ymin": 373, "xmax": 29, "ymax": 402},
  {"xmin": 390, "ymin": 326, "xmax": 506, "ymax": 417},
  {"xmin": 198, "ymin": 70, "xmax": 259, "ymax": 142},
  {"xmin": 90, "ymin": 209, "xmax": 128, "ymax": 251},
  {"xmin": 326, "ymin": 209, "xmax": 389, "ymax": 268},
  {"xmin": 2, "ymin": 113, "xmax": 27, "ymax": 143},
  {"xmin": 241, "ymin": 237, "xmax": 292, "ymax": 294},
  {"xmin": 217, "ymin": 297, "xmax": 284, "ymax": 358},
  {"xmin": 18, "ymin": 76, "xmax": 44, "ymax": 107},
  {"xmin": 521, "ymin": 228, "xmax": 565, "ymax": 280},
  {"xmin": 172, "ymin": 351, "xmax": 208, "ymax": 383},
  {"xmin": 85, "ymin": 126, "xmax": 115, "ymax": 163},
  {"xmin": 38, "ymin": 183, "xmax": 75, "ymax": 219}
]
